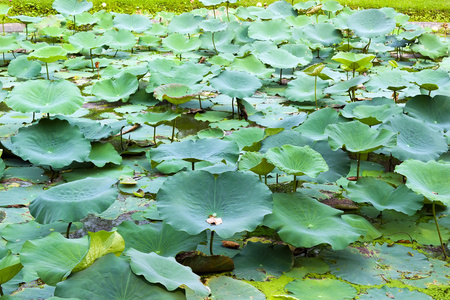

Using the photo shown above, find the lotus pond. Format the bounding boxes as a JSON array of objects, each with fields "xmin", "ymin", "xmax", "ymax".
[{"xmin": 0, "ymin": 0, "xmax": 449, "ymax": 299}]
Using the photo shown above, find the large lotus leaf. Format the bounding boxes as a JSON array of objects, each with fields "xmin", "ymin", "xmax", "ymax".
[
  {"xmin": 139, "ymin": 34, "xmax": 161, "ymax": 47},
  {"xmin": 395, "ymin": 160, "xmax": 450, "ymax": 205},
  {"xmin": 265, "ymin": 145, "xmax": 328, "ymax": 177},
  {"xmin": 286, "ymin": 278, "xmax": 357, "ymax": 300},
  {"xmin": 20, "ymin": 232, "xmax": 89, "ymax": 286},
  {"xmin": 285, "ymin": 73, "xmax": 328, "ymax": 102},
  {"xmin": 413, "ymin": 69, "xmax": 450, "ymax": 94},
  {"xmin": 104, "ymin": 29, "xmax": 137, "ymax": 50},
  {"xmin": 325, "ymin": 120, "xmax": 397, "ymax": 153},
  {"xmin": 238, "ymin": 152, "xmax": 275, "ymax": 176},
  {"xmin": 0, "ymin": 252, "xmax": 22, "ymax": 285},
  {"xmin": 300, "ymin": 23, "xmax": 343, "ymax": 46},
  {"xmin": 331, "ymin": 52, "xmax": 376, "ymax": 71},
  {"xmin": 248, "ymin": 19, "xmax": 291, "ymax": 43},
  {"xmin": 0, "ymin": 35, "xmax": 19, "ymax": 53},
  {"xmin": 294, "ymin": 108, "xmax": 348, "ymax": 141},
  {"xmin": 322, "ymin": 244, "xmax": 432, "ymax": 285},
  {"xmin": 379, "ymin": 114, "xmax": 447, "ymax": 162},
  {"xmin": 340, "ymin": 98, "xmax": 403, "ymax": 125},
  {"xmin": 260, "ymin": 130, "xmax": 314, "ymax": 153},
  {"xmin": 54, "ymin": 253, "xmax": 184, "ymax": 299},
  {"xmin": 148, "ymin": 138, "xmax": 239, "ymax": 167},
  {"xmin": 29, "ymin": 177, "xmax": 118, "ymax": 224},
  {"xmin": 52, "ymin": 0, "xmax": 92, "ymax": 15},
  {"xmin": 199, "ymin": 18, "xmax": 227, "ymax": 33},
  {"xmin": 359, "ymin": 286, "xmax": 432, "ymax": 300},
  {"xmin": 8, "ymin": 56, "xmax": 42, "ymax": 79},
  {"xmin": 128, "ymin": 111, "xmax": 180, "ymax": 127},
  {"xmin": 157, "ymin": 170, "xmax": 272, "ymax": 238},
  {"xmin": 258, "ymin": 48, "xmax": 304, "ymax": 69},
  {"xmin": 210, "ymin": 70, "xmax": 262, "ymax": 99},
  {"xmin": 404, "ymin": 95, "xmax": 450, "ymax": 131},
  {"xmin": 193, "ymin": 276, "xmax": 265, "ymax": 300},
  {"xmin": 324, "ymin": 75, "xmax": 370, "ymax": 95},
  {"xmin": 113, "ymin": 13, "xmax": 152, "ymax": 32},
  {"xmin": 153, "ymin": 83, "xmax": 199, "ymax": 105},
  {"xmin": 280, "ymin": 43, "xmax": 313, "ymax": 66},
  {"xmin": 86, "ymin": 142, "xmax": 122, "ymax": 168},
  {"xmin": 126, "ymin": 249, "xmax": 210, "ymax": 296},
  {"xmin": 232, "ymin": 241, "xmax": 293, "ymax": 281},
  {"xmin": 27, "ymin": 46, "xmax": 67, "ymax": 63},
  {"xmin": 72, "ymin": 231, "xmax": 124, "ymax": 272},
  {"xmin": 10, "ymin": 118, "xmax": 91, "ymax": 169},
  {"xmin": 341, "ymin": 214, "xmax": 382, "ymax": 241},
  {"xmin": 223, "ymin": 127, "xmax": 265, "ymax": 151},
  {"xmin": 117, "ymin": 221, "xmax": 206, "ymax": 256},
  {"xmin": 68, "ymin": 31, "xmax": 110, "ymax": 50},
  {"xmin": 365, "ymin": 69, "xmax": 412, "ymax": 92},
  {"xmin": 168, "ymin": 12, "xmax": 203, "ymax": 34},
  {"xmin": 347, "ymin": 9, "xmax": 395, "ymax": 38},
  {"xmin": 229, "ymin": 55, "xmax": 274, "ymax": 78},
  {"xmin": 54, "ymin": 116, "xmax": 114, "ymax": 141},
  {"xmin": 92, "ymin": 72, "xmax": 138, "ymax": 102},
  {"xmin": 6, "ymin": 80, "xmax": 83, "ymax": 115},
  {"xmin": 346, "ymin": 177, "xmax": 423, "ymax": 215},
  {"xmin": 264, "ymin": 193, "xmax": 362, "ymax": 249},
  {"xmin": 411, "ymin": 33, "xmax": 448, "ymax": 60},
  {"xmin": 162, "ymin": 33, "xmax": 202, "ymax": 54}
]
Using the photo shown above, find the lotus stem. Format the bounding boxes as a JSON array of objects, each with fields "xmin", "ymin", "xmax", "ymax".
[
  {"xmin": 293, "ymin": 175, "xmax": 297, "ymax": 192},
  {"xmin": 45, "ymin": 62, "xmax": 49, "ymax": 80},
  {"xmin": 153, "ymin": 126, "xmax": 157, "ymax": 145},
  {"xmin": 259, "ymin": 175, "xmax": 262, "ymax": 181},
  {"xmin": 90, "ymin": 49, "xmax": 95, "ymax": 72},
  {"xmin": 120, "ymin": 126, "xmax": 125, "ymax": 150},
  {"xmin": 314, "ymin": 75, "xmax": 318, "ymax": 110},
  {"xmin": 210, "ymin": 230, "xmax": 215, "ymax": 255},
  {"xmin": 32, "ymin": 112, "xmax": 35, "ymax": 123},
  {"xmin": 231, "ymin": 97, "xmax": 235, "ymax": 118},
  {"xmin": 49, "ymin": 166, "xmax": 56, "ymax": 182},
  {"xmin": 212, "ymin": 32, "xmax": 218, "ymax": 55},
  {"xmin": 276, "ymin": 174, "xmax": 279, "ymax": 184},
  {"xmin": 356, "ymin": 153, "xmax": 361, "ymax": 180},
  {"xmin": 348, "ymin": 90, "xmax": 353, "ymax": 102},
  {"xmin": 2, "ymin": 17, "xmax": 4, "ymax": 36},
  {"xmin": 73, "ymin": 15, "xmax": 76, "ymax": 32},
  {"xmin": 316, "ymin": 49, "xmax": 320, "ymax": 58},
  {"xmin": 171, "ymin": 105, "xmax": 178, "ymax": 143},
  {"xmin": 1, "ymin": 52, "xmax": 3, "ymax": 63},
  {"xmin": 226, "ymin": 2, "xmax": 230, "ymax": 22},
  {"xmin": 192, "ymin": 162, "xmax": 195, "ymax": 171},
  {"xmin": 279, "ymin": 69, "xmax": 283, "ymax": 85},
  {"xmin": 114, "ymin": 50, "xmax": 118, "ymax": 57},
  {"xmin": 198, "ymin": 95, "xmax": 202, "ymax": 109},
  {"xmin": 0, "ymin": 285, "xmax": 3, "ymax": 296},
  {"xmin": 25, "ymin": 24, "xmax": 28, "ymax": 40},
  {"xmin": 432, "ymin": 203, "xmax": 448, "ymax": 260},
  {"xmin": 66, "ymin": 222, "xmax": 72, "ymax": 239},
  {"xmin": 363, "ymin": 38, "xmax": 371, "ymax": 54},
  {"xmin": 213, "ymin": 5, "xmax": 216, "ymax": 18},
  {"xmin": 264, "ymin": 175, "xmax": 267, "ymax": 185}
]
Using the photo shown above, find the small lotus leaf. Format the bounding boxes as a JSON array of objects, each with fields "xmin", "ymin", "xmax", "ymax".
[
  {"xmin": 239, "ymin": 152, "xmax": 275, "ymax": 176},
  {"xmin": 104, "ymin": 29, "xmax": 137, "ymax": 51},
  {"xmin": 395, "ymin": 160, "xmax": 450, "ymax": 205},
  {"xmin": 6, "ymin": 79, "xmax": 84, "ymax": 115},
  {"xmin": 294, "ymin": 107, "xmax": 348, "ymax": 141},
  {"xmin": 54, "ymin": 254, "xmax": 185, "ymax": 299},
  {"xmin": 286, "ymin": 278, "xmax": 357, "ymax": 300},
  {"xmin": 117, "ymin": 221, "xmax": 206, "ymax": 256},
  {"xmin": 113, "ymin": 13, "xmax": 152, "ymax": 32},
  {"xmin": 229, "ymin": 55, "xmax": 274, "ymax": 78},
  {"xmin": 11, "ymin": 118, "xmax": 91, "ymax": 169},
  {"xmin": 0, "ymin": 252, "xmax": 23, "ymax": 285},
  {"xmin": 157, "ymin": 170, "xmax": 272, "ymax": 238},
  {"xmin": 92, "ymin": 72, "xmax": 139, "ymax": 102},
  {"xmin": 324, "ymin": 75, "xmax": 369, "ymax": 95},
  {"xmin": 264, "ymin": 193, "xmax": 362, "ymax": 249},
  {"xmin": 126, "ymin": 249, "xmax": 210, "ymax": 296},
  {"xmin": 8, "ymin": 56, "xmax": 42, "ymax": 79},
  {"xmin": 199, "ymin": 18, "xmax": 227, "ymax": 33},
  {"xmin": 285, "ymin": 73, "xmax": 328, "ymax": 102},
  {"xmin": 325, "ymin": 120, "xmax": 397, "ymax": 153},
  {"xmin": 20, "ymin": 232, "xmax": 89, "ymax": 286},
  {"xmin": 153, "ymin": 83, "xmax": 199, "ymax": 104},
  {"xmin": 347, "ymin": 9, "xmax": 396, "ymax": 38},
  {"xmin": 223, "ymin": 127, "xmax": 265, "ymax": 151},
  {"xmin": 331, "ymin": 52, "xmax": 375, "ymax": 72},
  {"xmin": 210, "ymin": 70, "xmax": 262, "ymax": 99},
  {"xmin": 28, "ymin": 46, "xmax": 67, "ymax": 63},
  {"xmin": 128, "ymin": 110, "xmax": 180, "ymax": 126},
  {"xmin": 162, "ymin": 33, "xmax": 202, "ymax": 54},
  {"xmin": 86, "ymin": 142, "xmax": 122, "ymax": 168},
  {"xmin": 68, "ymin": 31, "xmax": 110, "ymax": 50},
  {"xmin": 265, "ymin": 145, "xmax": 328, "ymax": 177},
  {"xmin": 52, "ymin": 0, "xmax": 92, "ymax": 15},
  {"xmin": 29, "ymin": 177, "xmax": 118, "ymax": 224}
]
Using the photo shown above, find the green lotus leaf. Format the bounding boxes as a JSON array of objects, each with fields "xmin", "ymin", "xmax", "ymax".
[
  {"xmin": 54, "ymin": 254, "xmax": 185, "ymax": 299},
  {"xmin": 365, "ymin": 69, "xmax": 412, "ymax": 92},
  {"xmin": 395, "ymin": 160, "xmax": 450, "ymax": 205},
  {"xmin": 27, "ymin": 46, "xmax": 67, "ymax": 63},
  {"xmin": 238, "ymin": 152, "xmax": 275, "ymax": 176},
  {"xmin": 359, "ymin": 286, "xmax": 432, "ymax": 300},
  {"xmin": 162, "ymin": 33, "xmax": 202, "ymax": 55},
  {"xmin": 197, "ymin": 128, "xmax": 225, "ymax": 139},
  {"xmin": 303, "ymin": 63, "xmax": 326, "ymax": 77},
  {"xmin": 6, "ymin": 79, "xmax": 84, "ymax": 115},
  {"xmin": 210, "ymin": 70, "xmax": 262, "ymax": 99},
  {"xmin": 138, "ymin": 34, "xmax": 161, "ymax": 48},
  {"xmin": 331, "ymin": 52, "xmax": 376, "ymax": 72},
  {"xmin": 86, "ymin": 142, "xmax": 122, "ymax": 167},
  {"xmin": 20, "ymin": 232, "xmax": 89, "ymax": 286},
  {"xmin": 128, "ymin": 110, "xmax": 180, "ymax": 127},
  {"xmin": 63, "ymin": 56, "xmax": 90, "ymax": 70},
  {"xmin": 0, "ymin": 152, "xmax": 4, "ymax": 180},
  {"xmin": 153, "ymin": 83, "xmax": 199, "ymax": 104},
  {"xmin": 29, "ymin": 177, "xmax": 118, "ymax": 224},
  {"xmin": 0, "ymin": 4, "xmax": 10, "ymax": 15},
  {"xmin": 0, "ymin": 35, "xmax": 18, "ymax": 54},
  {"xmin": 380, "ymin": 114, "xmax": 447, "ymax": 162},
  {"xmin": 411, "ymin": 33, "xmax": 448, "ymax": 60},
  {"xmin": 341, "ymin": 214, "xmax": 382, "ymax": 241},
  {"xmin": 413, "ymin": 69, "xmax": 450, "ymax": 94},
  {"xmin": 72, "ymin": 231, "xmax": 125, "ymax": 273},
  {"xmin": 284, "ymin": 257, "xmax": 329, "ymax": 279},
  {"xmin": 92, "ymin": 72, "xmax": 138, "ymax": 102},
  {"xmin": 113, "ymin": 13, "xmax": 152, "ymax": 33},
  {"xmin": 324, "ymin": 75, "xmax": 370, "ymax": 95},
  {"xmin": 294, "ymin": 107, "xmax": 348, "ymax": 140},
  {"xmin": 117, "ymin": 221, "xmax": 206, "ymax": 256},
  {"xmin": 157, "ymin": 170, "xmax": 272, "ymax": 238},
  {"xmin": 232, "ymin": 241, "xmax": 293, "ymax": 281},
  {"xmin": 54, "ymin": 116, "xmax": 114, "ymax": 141},
  {"xmin": 10, "ymin": 118, "xmax": 91, "ymax": 169},
  {"xmin": 404, "ymin": 95, "xmax": 450, "ymax": 131},
  {"xmin": 346, "ymin": 177, "xmax": 424, "ymax": 215},
  {"xmin": 76, "ymin": 11, "xmax": 99, "ymax": 25},
  {"xmin": 322, "ymin": 0, "xmax": 343, "ymax": 12},
  {"xmin": 347, "ymin": 9, "xmax": 395, "ymax": 38},
  {"xmin": 286, "ymin": 278, "xmax": 356, "ymax": 300},
  {"xmin": 7, "ymin": 55, "xmax": 42, "ymax": 79},
  {"xmin": 104, "ymin": 29, "xmax": 137, "ymax": 51},
  {"xmin": 340, "ymin": 98, "xmax": 402, "ymax": 125},
  {"xmin": 68, "ymin": 31, "xmax": 110, "ymax": 50},
  {"xmin": 125, "ymin": 249, "xmax": 210, "ymax": 296},
  {"xmin": 168, "ymin": 12, "xmax": 203, "ymax": 34},
  {"xmin": 195, "ymin": 276, "xmax": 265, "ymax": 300},
  {"xmin": 264, "ymin": 193, "xmax": 362, "ymax": 249},
  {"xmin": 265, "ymin": 145, "xmax": 328, "ymax": 177},
  {"xmin": 223, "ymin": 127, "xmax": 265, "ymax": 151},
  {"xmin": 52, "ymin": 0, "xmax": 92, "ymax": 15},
  {"xmin": 0, "ymin": 251, "xmax": 23, "ymax": 285},
  {"xmin": 199, "ymin": 18, "xmax": 227, "ymax": 33},
  {"xmin": 199, "ymin": 0, "xmax": 223, "ymax": 5},
  {"xmin": 285, "ymin": 73, "xmax": 328, "ymax": 102},
  {"xmin": 148, "ymin": 138, "xmax": 239, "ymax": 167},
  {"xmin": 280, "ymin": 44, "xmax": 313, "ymax": 66},
  {"xmin": 300, "ymin": 23, "xmax": 343, "ymax": 46},
  {"xmin": 325, "ymin": 120, "xmax": 397, "ymax": 153},
  {"xmin": 258, "ymin": 48, "xmax": 304, "ymax": 69},
  {"xmin": 248, "ymin": 19, "xmax": 290, "ymax": 43}
]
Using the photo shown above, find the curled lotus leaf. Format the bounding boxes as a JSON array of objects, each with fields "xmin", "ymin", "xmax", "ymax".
[
  {"xmin": 6, "ymin": 79, "xmax": 84, "ymax": 115},
  {"xmin": 331, "ymin": 52, "xmax": 375, "ymax": 72},
  {"xmin": 153, "ymin": 83, "xmax": 199, "ymax": 105},
  {"xmin": 347, "ymin": 9, "xmax": 396, "ymax": 38},
  {"xmin": 10, "ymin": 118, "xmax": 91, "ymax": 169},
  {"xmin": 238, "ymin": 152, "xmax": 275, "ymax": 176}
]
